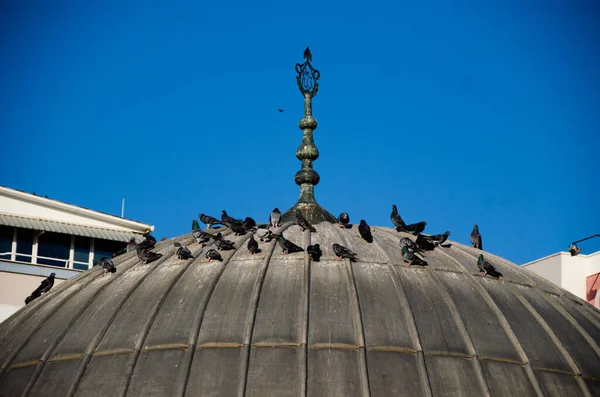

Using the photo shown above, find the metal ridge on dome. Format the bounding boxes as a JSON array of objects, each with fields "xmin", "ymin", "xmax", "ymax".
[{"xmin": 281, "ymin": 47, "xmax": 337, "ymax": 225}]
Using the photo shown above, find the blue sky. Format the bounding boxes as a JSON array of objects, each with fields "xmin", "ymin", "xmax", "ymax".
[{"xmin": 1, "ymin": 1, "xmax": 598, "ymax": 264}]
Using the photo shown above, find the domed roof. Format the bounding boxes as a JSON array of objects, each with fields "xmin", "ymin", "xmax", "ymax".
[{"xmin": 1, "ymin": 222, "xmax": 600, "ymax": 397}]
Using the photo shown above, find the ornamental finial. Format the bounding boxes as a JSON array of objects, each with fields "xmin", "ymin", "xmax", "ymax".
[{"xmin": 281, "ymin": 48, "xmax": 336, "ymax": 225}]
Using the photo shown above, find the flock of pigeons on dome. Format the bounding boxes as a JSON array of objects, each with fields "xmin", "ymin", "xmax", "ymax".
[{"xmin": 23, "ymin": 204, "xmax": 503, "ymax": 305}]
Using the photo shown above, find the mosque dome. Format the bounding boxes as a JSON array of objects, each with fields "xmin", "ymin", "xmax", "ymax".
[{"xmin": 1, "ymin": 49, "xmax": 600, "ymax": 397}]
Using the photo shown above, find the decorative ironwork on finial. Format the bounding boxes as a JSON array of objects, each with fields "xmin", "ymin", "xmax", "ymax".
[
  {"xmin": 281, "ymin": 47, "xmax": 336, "ymax": 225},
  {"xmin": 295, "ymin": 46, "xmax": 320, "ymax": 98}
]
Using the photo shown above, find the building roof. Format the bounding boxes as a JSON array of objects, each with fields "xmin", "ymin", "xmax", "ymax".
[
  {"xmin": 0, "ymin": 213, "xmax": 144, "ymax": 243},
  {"xmin": 0, "ymin": 186, "xmax": 153, "ymax": 242},
  {"xmin": 0, "ymin": 222, "xmax": 599, "ymax": 396}
]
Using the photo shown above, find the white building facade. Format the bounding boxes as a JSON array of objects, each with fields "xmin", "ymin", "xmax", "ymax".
[
  {"xmin": 0, "ymin": 186, "xmax": 153, "ymax": 322},
  {"xmin": 523, "ymin": 251, "xmax": 600, "ymax": 309}
]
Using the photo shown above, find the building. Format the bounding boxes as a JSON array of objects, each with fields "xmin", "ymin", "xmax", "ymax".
[
  {"xmin": 0, "ymin": 186, "xmax": 153, "ymax": 322},
  {"xmin": 523, "ymin": 250, "xmax": 600, "ymax": 309},
  {"xmin": 1, "ymin": 48, "xmax": 599, "ymax": 397}
]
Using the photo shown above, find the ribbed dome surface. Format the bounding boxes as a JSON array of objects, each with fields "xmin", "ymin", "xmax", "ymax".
[{"xmin": 1, "ymin": 222, "xmax": 599, "ymax": 397}]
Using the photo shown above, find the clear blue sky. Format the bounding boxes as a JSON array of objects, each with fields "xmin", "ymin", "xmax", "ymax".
[{"xmin": 1, "ymin": 1, "xmax": 599, "ymax": 264}]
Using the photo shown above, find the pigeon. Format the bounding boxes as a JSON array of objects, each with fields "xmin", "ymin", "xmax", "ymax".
[
  {"xmin": 221, "ymin": 210, "xmax": 242, "ymax": 226},
  {"xmin": 242, "ymin": 217, "xmax": 257, "ymax": 231},
  {"xmin": 212, "ymin": 233, "xmax": 235, "ymax": 251},
  {"xmin": 296, "ymin": 209, "xmax": 316, "ymax": 232},
  {"xmin": 137, "ymin": 247, "xmax": 162, "ymax": 265},
  {"xmin": 391, "ymin": 205, "xmax": 407, "ymax": 231},
  {"xmin": 477, "ymin": 254, "xmax": 502, "ymax": 278},
  {"xmin": 332, "ymin": 243, "xmax": 358, "ymax": 262},
  {"xmin": 192, "ymin": 219, "xmax": 201, "ymax": 231},
  {"xmin": 278, "ymin": 236, "xmax": 303, "ymax": 254},
  {"xmin": 229, "ymin": 222, "xmax": 247, "ymax": 236},
  {"xmin": 199, "ymin": 213, "xmax": 222, "ymax": 228},
  {"xmin": 174, "ymin": 242, "xmax": 194, "ymax": 260},
  {"xmin": 402, "ymin": 246, "xmax": 428, "ymax": 266},
  {"xmin": 247, "ymin": 235, "xmax": 261, "ymax": 254},
  {"xmin": 307, "ymin": 244, "xmax": 322, "ymax": 261},
  {"xmin": 270, "ymin": 208, "xmax": 282, "ymax": 228},
  {"xmin": 205, "ymin": 248, "xmax": 223, "ymax": 262},
  {"xmin": 256, "ymin": 228, "xmax": 278, "ymax": 243},
  {"xmin": 99, "ymin": 257, "xmax": 116, "ymax": 273},
  {"xmin": 192, "ymin": 229, "xmax": 212, "ymax": 244},
  {"xmin": 127, "ymin": 237, "xmax": 137, "ymax": 252},
  {"xmin": 399, "ymin": 237, "xmax": 424, "ymax": 254},
  {"xmin": 403, "ymin": 221, "xmax": 427, "ymax": 235},
  {"xmin": 423, "ymin": 231, "xmax": 451, "ymax": 246},
  {"xmin": 471, "ymin": 225, "xmax": 482, "ymax": 250},
  {"xmin": 278, "ymin": 109, "xmax": 284, "ymax": 113},
  {"xmin": 338, "ymin": 212, "xmax": 350, "ymax": 229},
  {"xmin": 25, "ymin": 273, "xmax": 55, "ymax": 304},
  {"xmin": 138, "ymin": 233, "xmax": 157, "ymax": 250},
  {"xmin": 415, "ymin": 234, "xmax": 436, "ymax": 251},
  {"xmin": 358, "ymin": 220, "xmax": 373, "ymax": 243}
]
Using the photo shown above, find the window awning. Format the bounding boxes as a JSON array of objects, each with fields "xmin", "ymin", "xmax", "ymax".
[{"xmin": 0, "ymin": 213, "xmax": 144, "ymax": 243}]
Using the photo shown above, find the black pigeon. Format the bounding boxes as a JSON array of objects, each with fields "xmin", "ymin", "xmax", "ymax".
[
  {"xmin": 137, "ymin": 247, "xmax": 162, "ymax": 265},
  {"xmin": 243, "ymin": 217, "xmax": 257, "ymax": 231},
  {"xmin": 25, "ymin": 273, "xmax": 55, "ymax": 304},
  {"xmin": 358, "ymin": 220, "xmax": 373, "ymax": 243},
  {"xmin": 99, "ymin": 257, "xmax": 116, "ymax": 273},
  {"xmin": 229, "ymin": 222, "xmax": 247, "ymax": 236},
  {"xmin": 199, "ymin": 213, "xmax": 222, "ymax": 228},
  {"xmin": 296, "ymin": 209, "xmax": 316, "ymax": 232},
  {"xmin": 471, "ymin": 225, "xmax": 483, "ymax": 250},
  {"xmin": 192, "ymin": 219, "xmax": 201, "ymax": 231},
  {"xmin": 401, "ymin": 246, "xmax": 428, "ymax": 266},
  {"xmin": 205, "ymin": 248, "xmax": 223, "ymax": 262},
  {"xmin": 332, "ymin": 243, "xmax": 358, "ymax": 262},
  {"xmin": 399, "ymin": 237, "xmax": 425, "ymax": 254},
  {"xmin": 174, "ymin": 242, "xmax": 194, "ymax": 260},
  {"xmin": 307, "ymin": 244, "xmax": 322, "ymax": 261},
  {"xmin": 391, "ymin": 205, "xmax": 407, "ymax": 231},
  {"xmin": 192, "ymin": 229, "xmax": 212, "ymax": 244},
  {"xmin": 138, "ymin": 233, "xmax": 157, "ymax": 250},
  {"xmin": 423, "ymin": 231, "xmax": 451, "ymax": 246},
  {"xmin": 278, "ymin": 236, "xmax": 303, "ymax": 255},
  {"xmin": 212, "ymin": 233, "xmax": 236, "ymax": 251},
  {"xmin": 477, "ymin": 254, "xmax": 502, "ymax": 278},
  {"xmin": 256, "ymin": 228, "xmax": 278, "ymax": 243},
  {"xmin": 221, "ymin": 210, "xmax": 241, "ymax": 226},
  {"xmin": 338, "ymin": 212, "xmax": 350, "ymax": 229},
  {"xmin": 415, "ymin": 234, "xmax": 436, "ymax": 251},
  {"xmin": 247, "ymin": 235, "xmax": 261, "ymax": 254},
  {"xmin": 278, "ymin": 109, "xmax": 284, "ymax": 113},
  {"xmin": 403, "ymin": 221, "xmax": 427, "ymax": 235},
  {"xmin": 270, "ymin": 208, "xmax": 281, "ymax": 228}
]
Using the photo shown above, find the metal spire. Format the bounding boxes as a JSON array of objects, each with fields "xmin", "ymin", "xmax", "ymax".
[{"xmin": 281, "ymin": 47, "xmax": 336, "ymax": 224}]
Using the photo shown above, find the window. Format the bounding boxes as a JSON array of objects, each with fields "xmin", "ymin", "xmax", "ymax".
[
  {"xmin": 73, "ymin": 236, "xmax": 91, "ymax": 270},
  {"xmin": 37, "ymin": 232, "xmax": 71, "ymax": 267},
  {"xmin": 15, "ymin": 228, "xmax": 34, "ymax": 263},
  {"xmin": 93, "ymin": 239, "xmax": 125, "ymax": 262},
  {"xmin": 0, "ymin": 225, "xmax": 13, "ymax": 260}
]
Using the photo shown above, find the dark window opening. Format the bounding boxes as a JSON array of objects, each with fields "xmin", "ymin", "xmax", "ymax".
[
  {"xmin": 0, "ymin": 225, "xmax": 13, "ymax": 260},
  {"xmin": 93, "ymin": 239, "xmax": 125, "ymax": 262},
  {"xmin": 38, "ymin": 231, "xmax": 70, "ymax": 267},
  {"xmin": 73, "ymin": 236, "xmax": 91, "ymax": 270},
  {"xmin": 16, "ymin": 228, "xmax": 34, "ymax": 263}
]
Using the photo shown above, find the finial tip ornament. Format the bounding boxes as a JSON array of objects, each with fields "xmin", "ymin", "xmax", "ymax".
[{"xmin": 295, "ymin": 47, "xmax": 320, "ymax": 97}]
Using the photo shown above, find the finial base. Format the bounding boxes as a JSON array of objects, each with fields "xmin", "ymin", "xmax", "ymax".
[{"xmin": 281, "ymin": 202, "xmax": 337, "ymax": 225}]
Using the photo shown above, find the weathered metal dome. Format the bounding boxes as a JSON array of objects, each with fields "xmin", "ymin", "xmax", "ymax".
[
  {"xmin": 1, "ymin": 222, "xmax": 600, "ymax": 397},
  {"xmin": 3, "ymin": 48, "xmax": 599, "ymax": 396}
]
